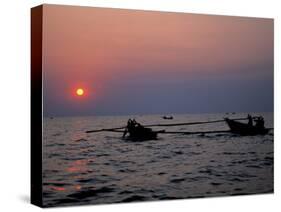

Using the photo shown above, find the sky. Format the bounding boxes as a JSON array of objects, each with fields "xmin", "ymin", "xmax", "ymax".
[{"xmin": 42, "ymin": 4, "xmax": 273, "ymax": 117}]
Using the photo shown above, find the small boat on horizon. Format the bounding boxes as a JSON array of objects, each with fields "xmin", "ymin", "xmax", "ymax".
[{"xmin": 162, "ymin": 115, "xmax": 173, "ymax": 120}]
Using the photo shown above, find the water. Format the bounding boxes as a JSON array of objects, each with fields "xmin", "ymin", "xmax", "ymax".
[{"xmin": 42, "ymin": 113, "xmax": 273, "ymax": 207}]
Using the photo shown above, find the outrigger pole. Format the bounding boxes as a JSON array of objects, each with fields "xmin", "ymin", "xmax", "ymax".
[
  {"xmin": 86, "ymin": 129, "xmax": 232, "ymax": 135},
  {"xmin": 85, "ymin": 117, "xmax": 254, "ymax": 134}
]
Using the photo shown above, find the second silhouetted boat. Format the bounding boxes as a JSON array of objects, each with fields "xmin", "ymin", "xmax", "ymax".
[{"xmin": 225, "ymin": 118, "xmax": 269, "ymax": 135}]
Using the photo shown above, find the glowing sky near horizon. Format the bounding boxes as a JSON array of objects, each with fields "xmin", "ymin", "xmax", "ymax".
[{"xmin": 42, "ymin": 5, "xmax": 273, "ymax": 116}]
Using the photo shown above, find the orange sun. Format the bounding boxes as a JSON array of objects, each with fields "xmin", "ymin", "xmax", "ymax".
[{"xmin": 76, "ymin": 88, "xmax": 84, "ymax": 96}]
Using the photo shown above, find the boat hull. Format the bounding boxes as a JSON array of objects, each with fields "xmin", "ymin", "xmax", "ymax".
[
  {"xmin": 127, "ymin": 127, "xmax": 158, "ymax": 141},
  {"xmin": 128, "ymin": 133, "xmax": 158, "ymax": 141}
]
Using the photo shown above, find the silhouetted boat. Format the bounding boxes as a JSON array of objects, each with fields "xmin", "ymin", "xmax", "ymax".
[
  {"xmin": 123, "ymin": 119, "xmax": 162, "ymax": 141},
  {"xmin": 225, "ymin": 118, "xmax": 269, "ymax": 135}
]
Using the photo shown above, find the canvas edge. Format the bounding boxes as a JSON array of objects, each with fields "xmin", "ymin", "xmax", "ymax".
[
  {"xmin": 37, "ymin": 3, "xmax": 274, "ymax": 20},
  {"xmin": 31, "ymin": 4, "xmax": 43, "ymax": 208}
]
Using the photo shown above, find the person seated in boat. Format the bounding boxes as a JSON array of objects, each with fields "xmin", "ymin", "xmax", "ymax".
[
  {"xmin": 247, "ymin": 114, "xmax": 253, "ymax": 126},
  {"xmin": 123, "ymin": 119, "xmax": 144, "ymax": 135},
  {"xmin": 132, "ymin": 119, "xmax": 139, "ymax": 127},
  {"xmin": 131, "ymin": 119, "xmax": 153, "ymax": 134},
  {"xmin": 254, "ymin": 116, "xmax": 265, "ymax": 129},
  {"xmin": 130, "ymin": 119, "xmax": 140, "ymax": 128},
  {"xmin": 123, "ymin": 119, "xmax": 140, "ymax": 137}
]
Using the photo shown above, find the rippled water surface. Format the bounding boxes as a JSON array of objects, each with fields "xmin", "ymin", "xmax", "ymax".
[{"xmin": 43, "ymin": 113, "xmax": 273, "ymax": 207}]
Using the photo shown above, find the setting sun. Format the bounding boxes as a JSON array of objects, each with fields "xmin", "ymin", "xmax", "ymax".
[{"xmin": 76, "ymin": 88, "xmax": 84, "ymax": 96}]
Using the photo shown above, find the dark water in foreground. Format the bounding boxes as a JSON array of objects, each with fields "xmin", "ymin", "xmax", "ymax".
[{"xmin": 43, "ymin": 113, "xmax": 273, "ymax": 207}]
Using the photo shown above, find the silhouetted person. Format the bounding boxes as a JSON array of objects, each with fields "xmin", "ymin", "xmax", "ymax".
[
  {"xmin": 255, "ymin": 116, "xmax": 265, "ymax": 129},
  {"xmin": 132, "ymin": 119, "xmax": 137, "ymax": 125},
  {"xmin": 123, "ymin": 119, "xmax": 133, "ymax": 138},
  {"xmin": 247, "ymin": 114, "xmax": 253, "ymax": 126},
  {"xmin": 131, "ymin": 119, "xmax": 144, "ymax": 129}
]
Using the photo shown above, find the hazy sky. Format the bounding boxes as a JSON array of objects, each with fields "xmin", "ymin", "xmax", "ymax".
[{"xmin": 42, "ymin": 4, "xmax": 273, "ymax": 117}]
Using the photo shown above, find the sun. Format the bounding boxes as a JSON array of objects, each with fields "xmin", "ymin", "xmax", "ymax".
[{"xmin": 76, "ymin": 88, "xmax": 84, "ymax": 96}]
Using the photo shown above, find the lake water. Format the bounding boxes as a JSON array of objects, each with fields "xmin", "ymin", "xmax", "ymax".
[{"xmin": 42, "ymin": 112, "xmax": 273, "ymax": 207}]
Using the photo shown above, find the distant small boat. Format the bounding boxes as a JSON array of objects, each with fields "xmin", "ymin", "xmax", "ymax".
[
  {"xmin": 162, "ymin": 116, "xmax": 173, "ymax": 120},
  {"xmin": 225, "ymin": 118, "xmax": 269, "ymax": 135}
]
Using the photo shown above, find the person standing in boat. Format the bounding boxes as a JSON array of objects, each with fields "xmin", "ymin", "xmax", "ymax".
[
  {"xmin": 247, "ymin": 114, "xmax": 253, "ymax": 126},
  {"xmin": 123, "ymin": 119, "xmax": 133, "ymax": 138}
]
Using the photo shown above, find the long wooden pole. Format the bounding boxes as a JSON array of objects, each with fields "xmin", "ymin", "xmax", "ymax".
[
  {"xmin": 87, "ymin": 129, "xmax": 232, "ymax": 134},
  {"xmin": 85, "ymin": 117, "xmax": 254, "ymax": 133},
  {"xmin": 143, "ymin": 117, "xmax": 251, "ymax": 127},
  {"xmin": 86, "ymin": 126, "xmax": 126, "ymax": 133},
  {"xmin": 158, "ymin": 130, "xmax": 231, "ymax": 134}
]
